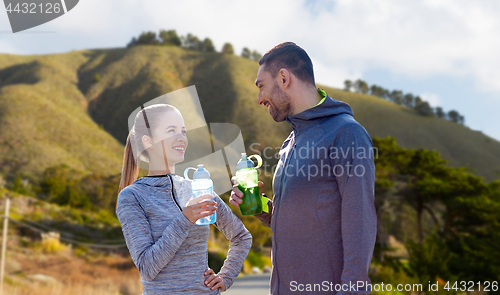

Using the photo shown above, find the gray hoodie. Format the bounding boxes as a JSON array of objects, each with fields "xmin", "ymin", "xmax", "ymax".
[
  {"xmin": 255, "ymin": 92, "xmax": 377, "ymax": 295},
  {"xmin": 116, "ymin": 174, "xmax": 252, "ymax": 295}
]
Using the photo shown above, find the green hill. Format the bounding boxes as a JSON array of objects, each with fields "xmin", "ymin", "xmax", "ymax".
[
  {"xmin": 0, "ymin": 45, "xmax": 499, "ymax": 183},
  {"xmin": 0, "ymin": 52, "xmax": 124, "ymax": 183}
]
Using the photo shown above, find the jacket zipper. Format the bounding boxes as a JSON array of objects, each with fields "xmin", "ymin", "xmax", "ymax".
[
  {"xmin": 273, "ymin": 131, "xmax": 296, "ymax": 292},
  {"xmin": 167, "ymin": 174, "xmax": 182, "ymax": 211}
]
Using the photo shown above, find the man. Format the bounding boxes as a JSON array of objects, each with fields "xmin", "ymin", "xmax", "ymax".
[{"xmin": 230, "ymin": 42, "xmax": 377, "ymax": 295}]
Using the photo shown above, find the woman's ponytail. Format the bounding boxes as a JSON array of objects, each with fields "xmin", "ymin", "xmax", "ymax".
[{"xmin": 118, "ymin": 131, "xmax": 139, "ymax": 195}]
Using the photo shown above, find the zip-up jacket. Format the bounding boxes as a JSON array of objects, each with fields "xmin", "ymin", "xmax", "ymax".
[
  {"xmin": 255, "ymin": 91, "xmax": 377, "ymax": 295},
  {"xmin": 116, "ymin": 174, "xmax": 252, "ymax": 294}
]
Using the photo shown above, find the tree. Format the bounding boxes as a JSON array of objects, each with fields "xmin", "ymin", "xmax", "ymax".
[
  {"xmin": 440, "ymin": 178, "xmax": 500, "ymax": 283},
  {"xmin": 40, "ymin": 164, "xmax": 91, "ymax": 209},
  {"xmin": 370, "ymin": 85, "xmax": 385, "ymax": 98},
  {"xmin": 241, "ymin": 47, "xmax": 251, "ymax": 59},
  {"xmin": 403, "ymin": 93, "xmax": 415, "ymax": 108},
  {"xmin": 458, "ymin": 115, "xmax": 465, "ymax": 125},
  {"xmin": 353, "ymin": 79, "xmax": 369, "ymax": 94},
  {"xmin": 184, "ymin": 33, "xmax": 201, "ymax": 50},
  {"xmin": 405, "ymin": 235, "xmax": 456, "ymax": 285},
  {"xmin": 200, "ymin": 38, "xmax": 215, "ymax": 52},
  {"xmin": 251, "ymin": 50, "xmax": 261, "ymax": 61},
  {"xmin": 403, "ymin": 149, "xmax": 448, "ymax": 243},
  {"xmin": 447, "ymin": 110, "xmax": 460, "ymax": 123},
  {"xmin": 127, "ymin": 37, "xmax": 138, "ymax": 48},
  {"xmin": 159, "ymin": 29, "xmax": 181, "ymax": 46},
  {"xmin": 435, "ymin": 107, "xmax": 446, "ymax": 119},
  {"xmin": 41, "ymin": 165, "xmax": 72, "ymax": 200},
  {"xmin": 222, "ymin": 43, "xmax": 234, "ymax": 54},
  {"xmin": 136, "ymin": 31, "xmax": 158, "ymax": 45},
  {"xmin": 344, "ymin": 80, "xmax": 352, "ymax": 92},
  {"xmin": 79, "ymin": 173, "xmax": 121, "ymax": 211},
  {"xmin": 372, "ymin": 137, "xmax": 500, "ymax": 286},
  {"xmin": 415, "ymin": 101, "xmax": 434, "ymax": 116},
  {"xmin": 9, "ymin": 174, "xmax": 33, "ymax": 195},
  {"xmin": 414, "ymin": 96, "xmax": 423, "ymax": 107},
  {"xmin": 382, "ymin": 89, "xmax": 391, "ymax": 101},
  {"xmin": 391, "ymin": 90, "xmax": 403, "ymax": 105}
]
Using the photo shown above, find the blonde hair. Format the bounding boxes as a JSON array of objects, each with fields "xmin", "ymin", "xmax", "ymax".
[{"xmin": 118, "ymin": 104, "xmax": 178, "ymax": 194}]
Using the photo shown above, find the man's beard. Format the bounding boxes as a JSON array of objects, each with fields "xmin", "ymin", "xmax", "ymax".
[{"xmin": 269, "ymin": 82, "xmax": 292, "ymax": 122}]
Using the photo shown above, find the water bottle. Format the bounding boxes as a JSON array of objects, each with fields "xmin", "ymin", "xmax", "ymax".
[
  {"xmin": 236, "ymin": 153, "xmax": 263, "ymax": 215},
  {"xmin": 184, "ymin": 164, "xmax": 216, "ymax": 225}
]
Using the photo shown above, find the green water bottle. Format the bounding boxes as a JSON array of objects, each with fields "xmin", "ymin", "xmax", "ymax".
[{"xmin": 236, "ymin": 153, "xmax": 263, "ymax": 215}]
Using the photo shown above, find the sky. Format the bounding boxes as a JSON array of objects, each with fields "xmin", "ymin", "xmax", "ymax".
[{"xmin": 1, "ymin": 0, "xmax": 499, "ymax": 141}]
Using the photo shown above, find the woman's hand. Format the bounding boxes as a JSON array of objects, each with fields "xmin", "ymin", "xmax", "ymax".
[
  {"xmin": 182, "ymin": 194, "xmax": 217, "ymax": 224},
  {"xmin": 204, "ymin": 268, "xmax": 226, "ymax": 292}
]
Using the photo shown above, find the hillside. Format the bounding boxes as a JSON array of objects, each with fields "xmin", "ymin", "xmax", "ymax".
[
  {"xmin": 0, "ymin": 52, "xmax": 124, "ymax": 183},
  {"xmin": 0, "ymin": 45, "xmax": 499, "ymax": 182}
]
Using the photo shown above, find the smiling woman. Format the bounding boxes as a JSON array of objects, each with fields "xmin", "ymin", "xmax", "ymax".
[
  {"xmin": 115, "ymin": 104, "xmax": 252, "ymax": 295},
  {"xmin": 139, "ymin": 107, "xmax": 188, "ymax": 176},
  {"xmin": 118, "ymin": 104, "xmax": 182, "ymax": 189}
]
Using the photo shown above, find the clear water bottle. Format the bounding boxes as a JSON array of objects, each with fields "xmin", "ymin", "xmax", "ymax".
[
  {"xmin": 236, "ymin": 153, "xmax": 263, "ymax": 215},
  {"xmin": 184, "ymin": 164, "xmax": 216, "ymax": 225}
]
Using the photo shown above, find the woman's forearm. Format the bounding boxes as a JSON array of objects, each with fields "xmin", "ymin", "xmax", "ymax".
[{"xmin": 213, "ymin": 195, "xmax": 252, "ymax": 289}]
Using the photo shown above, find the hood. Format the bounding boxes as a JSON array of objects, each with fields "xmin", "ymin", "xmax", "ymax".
[{"xmin": 285, "ymin": 94, "xmax": 353, "ymax": 132}]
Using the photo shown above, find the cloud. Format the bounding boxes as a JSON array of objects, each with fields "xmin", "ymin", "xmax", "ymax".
[
  {"xmin": 293, "ymin": 0, "xmax": 500, "ymax": 94},
  {"xmin": 1, "ymin": 0, "xmax": 500, "ymax": 96}
]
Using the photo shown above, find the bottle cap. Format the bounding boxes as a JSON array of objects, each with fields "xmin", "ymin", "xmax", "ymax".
[
  {"xmin": 193, "ymin": 164, "xmax": 211, "ymax": 179},
  {"xmin": 237, "ymin": 153, "xmax": 262, "ymax": 170}
]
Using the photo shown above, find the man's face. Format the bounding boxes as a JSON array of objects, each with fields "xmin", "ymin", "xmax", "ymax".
[{"xmin": 255, "ymin": 64, "xmax": 292, "ymax": 122}]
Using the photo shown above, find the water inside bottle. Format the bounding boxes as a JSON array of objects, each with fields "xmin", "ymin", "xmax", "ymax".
[
  {"xmin": 236, "ymin": 169, "xmax": 259, "ymax": 188},
  {"xmin": 192, "ymin": 183, "xmax": 216, "ymax": 225}
]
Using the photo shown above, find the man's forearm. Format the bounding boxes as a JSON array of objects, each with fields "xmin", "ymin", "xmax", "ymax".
[{"xmin": 253, "ymin": 199, "xmax": 273, "ymax": 227}]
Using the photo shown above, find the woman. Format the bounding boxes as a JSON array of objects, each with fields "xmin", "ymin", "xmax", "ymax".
[{"xmin": 116, "ymin": 104, "xmax": 252, "ymax": 294}]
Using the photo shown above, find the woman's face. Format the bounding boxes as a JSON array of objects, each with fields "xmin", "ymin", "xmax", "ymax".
[{"xmin": 144, "ymin": 110, "xmax": 188, "ymax": 166}]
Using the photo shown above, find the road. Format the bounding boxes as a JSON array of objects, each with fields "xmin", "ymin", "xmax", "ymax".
[{"xmin": 224, "ymin": 273, "xmax": 271, "ymax": 295}]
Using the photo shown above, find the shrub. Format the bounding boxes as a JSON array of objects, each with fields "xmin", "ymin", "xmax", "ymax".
[
  {"xmin": 73, "ymin": 245, "xmax": 90, "ymax": 258},
  {"xmin": 40, "ymin": 236, "xmax": 67, "ymax": 253},
  {"xmin": 245, "ymin": 249, "xmax": 271, "ymax": 269}
]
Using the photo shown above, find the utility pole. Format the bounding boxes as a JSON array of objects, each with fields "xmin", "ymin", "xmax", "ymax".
[{"xmin": 0, "ymin": 198, "xmax": 10, "ymax": 295}]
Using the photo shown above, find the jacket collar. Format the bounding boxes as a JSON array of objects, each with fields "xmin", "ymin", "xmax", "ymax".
[{"xmin": 285, "ymin": 93, "xmax": 353, "ymax": 133}]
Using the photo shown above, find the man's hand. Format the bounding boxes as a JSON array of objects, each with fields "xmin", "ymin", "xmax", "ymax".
[
  {"xmin": 182, "ymin": 194, "xmax": 217, "ymax": 224},
  {"xmin": 204, "ymin": 268, "xmax": 226, "ymax": 292},
  {"xmin": 229, "ymin": 177, "xmax": 265, "ymax": 208}
]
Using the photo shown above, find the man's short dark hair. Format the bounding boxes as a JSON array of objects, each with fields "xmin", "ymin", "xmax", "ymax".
[{"xmin": 259, "ymin": 42, "xmax": 315, "ymax": 86}]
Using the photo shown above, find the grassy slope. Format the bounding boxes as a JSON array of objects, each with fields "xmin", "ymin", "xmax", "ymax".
[
  {"xmin": 1, "ymin": 45, "xmax": 499, "ymax": 182},
  {"xmin": 0, "ymin": 51, "xmax": 124, "ymax": 182}
]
